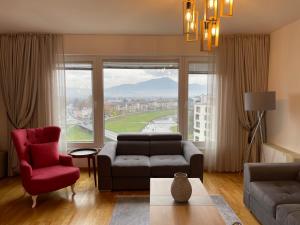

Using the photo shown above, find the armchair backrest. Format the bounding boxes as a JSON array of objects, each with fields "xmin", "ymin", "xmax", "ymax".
[{"xmin": 11, "ymin": 126, "xmax": 61, "ymax": 164}]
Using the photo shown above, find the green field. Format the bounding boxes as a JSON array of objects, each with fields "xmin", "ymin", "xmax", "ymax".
[
  {"xmin": 67, "ymin": 109, "xmax": 177, "ymax": 141},
  {"xmin": 105, "ymin": 110, "xmax": 176, "ymax": 133},
  {"xmin": 67, "ymin": 125, "xmax": 93, "ymax": 141},
  {"xmin": 171, "ymin": 125, "xmax": 178, "ymax": 133}
]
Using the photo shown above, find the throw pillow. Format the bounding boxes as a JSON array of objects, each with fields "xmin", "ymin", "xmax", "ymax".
[{"xmin": 30, "ymin": 142, "xmax": 59, "ymax": 168}]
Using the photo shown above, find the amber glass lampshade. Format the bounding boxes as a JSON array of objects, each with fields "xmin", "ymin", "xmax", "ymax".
[
  {"xmin": 220, "ymin": 0, "xmax": 233, "ymax": 17},
  {"xmin": 183, "ymin": 0, "xmax": 199, "ymax": 41}
]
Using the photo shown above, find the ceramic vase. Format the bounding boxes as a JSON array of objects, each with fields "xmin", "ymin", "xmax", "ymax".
[{"xmin": 171, "ymin": 172, "xmax": 192, "ymax": 203}]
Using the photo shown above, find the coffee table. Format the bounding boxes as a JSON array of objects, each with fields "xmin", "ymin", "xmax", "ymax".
[{"xmin": 150, "ymin": 178, "xmax": 225, "ymax": 225}]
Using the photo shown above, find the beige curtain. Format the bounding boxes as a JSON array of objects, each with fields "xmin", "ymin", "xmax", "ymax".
[
  {"xmin": 204, "ymin": 53, "xmax": 219, "ymax": 172},
  {"xmin": 209, "ymin": 34, "xmax": 270, "ymax": 172},
  {"xmin": 0, "ymin": 33, "xmax": 65, "ymax": 176}
]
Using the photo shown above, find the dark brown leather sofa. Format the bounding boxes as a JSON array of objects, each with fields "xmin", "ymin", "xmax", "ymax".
[{"xmin": 97, "ymin": 133, "xmax": 203, "ymax": 191}]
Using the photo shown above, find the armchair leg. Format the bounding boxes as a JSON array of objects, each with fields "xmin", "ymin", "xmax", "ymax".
[
  {"xmin": 22, "ymin": 187, "xmax": 27, "ymax": 196},
  {"xmin": 31, "ymin": 195, "xmax": 37, "ymax": 208},
  {"xmin": 71, "ymin": 184, "xmax": 76, "ymax": 195}
]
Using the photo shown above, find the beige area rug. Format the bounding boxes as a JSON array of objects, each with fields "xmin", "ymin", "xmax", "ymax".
[{"xmin": 110, "ymin": 195, "xmax": 242, "ymax": 225}]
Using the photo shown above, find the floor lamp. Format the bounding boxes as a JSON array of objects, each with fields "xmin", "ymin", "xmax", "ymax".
[{"xmin": 244, "ymin": 91, "xmax": 276, "ymax": 162}]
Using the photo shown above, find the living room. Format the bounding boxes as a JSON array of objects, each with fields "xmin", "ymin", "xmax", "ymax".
[{"xmin": 0, "ymin": 0, "xmax": 300, "ymax": 225}]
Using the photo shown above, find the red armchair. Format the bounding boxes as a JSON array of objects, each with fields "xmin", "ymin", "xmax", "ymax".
[{"xmin": 11, "ymin": 126, "xmax": 80, "ymax": 208}]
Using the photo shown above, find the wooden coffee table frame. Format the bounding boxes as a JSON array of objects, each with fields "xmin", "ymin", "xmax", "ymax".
[{"xmin": 150, "ymin": 178, "xmax": 226, "ymax": 225}]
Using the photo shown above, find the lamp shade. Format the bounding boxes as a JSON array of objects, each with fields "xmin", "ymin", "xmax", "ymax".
[{"xmin": 244, "ymin": 91, "xmax": 276, "ymax": 111}]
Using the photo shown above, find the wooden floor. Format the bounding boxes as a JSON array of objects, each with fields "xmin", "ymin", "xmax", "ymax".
[{"xmin": 0, "ymin": 171, "xmax": 260, "ymax": 225}]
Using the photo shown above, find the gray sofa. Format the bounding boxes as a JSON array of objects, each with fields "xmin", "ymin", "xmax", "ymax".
[
  {"xmin": 98, "ymin": 133, "xmax": 203, "ymax": 191},
  {"xmin": 244, "ymin": 163, "xmax": 300, "ymax": 225}
]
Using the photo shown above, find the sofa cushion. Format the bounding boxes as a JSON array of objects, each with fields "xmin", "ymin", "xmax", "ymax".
[
  {"xmin": 117, "ymin": 141, "xmax": 150, "ymax": 155},
  {"xmin": 250, "ymin": 181, "xmax": 300, "ymax": 218},
  {"xmin": 150, "ymin": 141, "xmax": 182, "ymax": 155},
  {"xmin": 30, "ymin": 165, "xmax": 80, "ymax": 195},
  {"xmin": 276, "ymin": 204, "xmax": 300, "ymax": 225},
  {"xmin": 150, "ymin": 155, "xmax": 189, "ymax": 177},
  {"xmin": 30, "ymin": 142, "xmax": 59, "ymax": 168},
  {"xmin": 112, "ymin": 155, "xmax": 150, "ymax": 177}
]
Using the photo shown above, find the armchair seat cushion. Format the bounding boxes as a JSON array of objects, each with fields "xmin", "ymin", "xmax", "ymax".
[
  {"xmin": 250, "ymin": 181, "xmax": 300, "ymax": 217},
  {"xmin": 276, "ymin": 204, "xmax": 300, "ymax": 225},
  {"xmin": 27, "ymin": 165, "xmax": 80, "ymax": 195},
  {"xmin": 112, "ymin": 155, "xmax": 150, "ymax": 177},
  {"xmin": 150, "ymin": 155, "xmax": 189, "ymax": 177}
]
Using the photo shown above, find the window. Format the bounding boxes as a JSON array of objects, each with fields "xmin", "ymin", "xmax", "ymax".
[
  {"xmin": 188, "ymin": 62, "xmax": 209, "ymax": 142},
  {"xmin": 63, "ymin": 57, "xmax": 214, "ymax": 147},
  {"xmin": 65, "ymin": 63, "xmax": 94, "ymax": 143},
  {"xmin": 103, "ymin": 61, "xmax": 179, "ymax": 142}
]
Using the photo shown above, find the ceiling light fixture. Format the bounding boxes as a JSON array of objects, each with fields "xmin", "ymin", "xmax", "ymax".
[
  {"xmin": 183, "ymin": 0, "xmax": 234, "ymax": 51},
  {"xmin": 183, "ymin": 0, "xmax": 199, "ymax": 41}
]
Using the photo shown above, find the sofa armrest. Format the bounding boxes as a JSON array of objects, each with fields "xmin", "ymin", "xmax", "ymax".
[
  {"xmin": 20, "ymin": 160, "xmax": 32, "ymax": 180},
  {"xmin": 182, "ymin": 141, "xmax": 204, "ymax": 181},
  {"xmin": 243, "ymin": 163, "xmax": 300, "ymax": 207},
  {"xmin": 98, "ymin": 142, "xmax": 117, "ymax": 177},
  {"xmin": 59, "ymin": 154, "xmax": 74, "ymax": 166}
]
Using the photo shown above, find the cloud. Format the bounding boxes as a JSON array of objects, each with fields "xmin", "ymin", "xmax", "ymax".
[
  {"xmin": 104, "ymin": 68, "xmax": 179, "ymax": 88},
  {"xmin": 65, "ymin": 68, "xmax": 207, "ymax": 89},
  {"xmin": 65, "ymin": 70, "xmax": 92, "ymax": 89}
]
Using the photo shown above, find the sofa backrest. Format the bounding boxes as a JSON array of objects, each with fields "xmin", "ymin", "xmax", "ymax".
[
  {"xmin": 116, "ymin": 133, "xmax": 183, "ymax": 156},
  {"xmin": 149, "ymin": 133, "xmax": 182, "ymax": 155},
  {"xmin": 116, "ymin": 134, "xmax": 150, "ymax": 155}
]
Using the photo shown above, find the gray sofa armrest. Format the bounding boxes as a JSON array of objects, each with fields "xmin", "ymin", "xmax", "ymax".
[
  {"xmin": 182, "ymin": 141, "xmax": 204, "ymax": 181},
  {"xmin": 243, "ymin": 163, "xmax": 300, "ymax": 207},
  {"xmin": 98, "ymin": 142, "xmax": 117, "ymax": 191},
  {"xmin": 98, "ymin": 142, "xmax": 117, "ymax": 177}
]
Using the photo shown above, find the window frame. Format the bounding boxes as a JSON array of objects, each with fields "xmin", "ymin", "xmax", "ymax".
[
  {"xmin": 64, "ymin": 55, "xmax": 212, "ymax": 149},
  {"xmin": 65, "ymin": 55, "xmax": 102, "ymax": 149},
  {"xmin": 101, "ymin": 57, "xmax": 181, "ymax": 140},
  {"xmin": 185, "ymin": 56, "xmax": 212, "ymax": 146}
]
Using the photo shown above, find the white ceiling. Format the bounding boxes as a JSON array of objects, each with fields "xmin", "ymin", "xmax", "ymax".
[{"xmin": 0, "ymin": 0, "xmax": 299, "ymax": 34}]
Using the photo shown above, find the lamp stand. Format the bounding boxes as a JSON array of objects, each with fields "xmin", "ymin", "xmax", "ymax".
[{"xmin": 245, "ymin": 111, "xmax": 265, "ymax": 162}]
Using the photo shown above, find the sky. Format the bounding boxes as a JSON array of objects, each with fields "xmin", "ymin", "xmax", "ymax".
[{"xmin": 65, "ymin": 68, "xmax": 208, "ymax": 89}]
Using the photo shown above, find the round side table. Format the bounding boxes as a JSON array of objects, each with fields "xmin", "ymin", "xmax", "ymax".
[{"xmin": 68, "ymin": 148, "xmax": 99, "ymax": 187}]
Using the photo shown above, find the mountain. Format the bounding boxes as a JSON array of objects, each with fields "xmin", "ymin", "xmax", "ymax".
[{"xmin": 104, "ymin": 77, "xmax": 206, "ymax": 98}]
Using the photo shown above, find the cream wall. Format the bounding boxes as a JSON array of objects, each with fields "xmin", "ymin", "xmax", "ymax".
[
  {"xmin": 267, "ymin": 19, "xmax": 300, "ymax": 154},
  {"xmin": 64, "ymin": 34, "xmax": 206, "ymax": 56}
]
